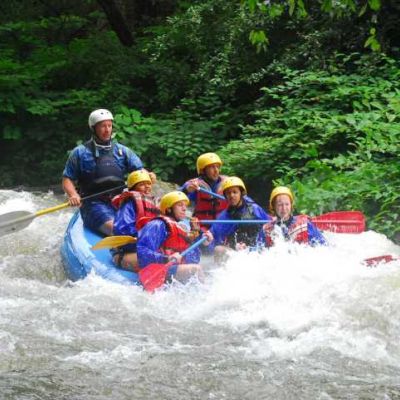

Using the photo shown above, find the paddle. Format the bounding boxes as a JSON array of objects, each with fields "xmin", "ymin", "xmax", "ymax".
[
  {"xmin": 91, "ymin": 235, "xmax": 137, "ymax": 250},
  {"xmin": 311, "ymin": 211, "xmax": 365, "ymax": 233},
  {"xmin": 139, "ymin": 235, "xmax": 208, "ymax": 292},
  {"xmin": 363, "ymin": 254, "xmax": 400, "ymax": 266},
  {"xmin": 91, "ymin": 210, "xmax": 367, "ymax": 250},
  {"xmin": 0, "ymin": 184, "xmax": 125, "ymax": 238},
  {"xmin": 200, "ymin": 211, "xmax": 365, "ymax": 234},
  {"xmin": 198, "ymin": 187, "xmax": 225, "ymax": 200},
  {"xmin": 202, "ymin": 219, "xmax": 273, "ymax": 224}
]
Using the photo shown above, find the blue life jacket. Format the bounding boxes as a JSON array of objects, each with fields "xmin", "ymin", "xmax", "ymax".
[
  {"xmin": 79, "ymin": 139, "xmax": 125, "ymax": 196},
  {"xmin": 225, "ymin": 202, "xmax": 261, "ymax": 248},
  {"xmin": 210, "ymin": 198, "xmax": 271, "ymax": 250}
]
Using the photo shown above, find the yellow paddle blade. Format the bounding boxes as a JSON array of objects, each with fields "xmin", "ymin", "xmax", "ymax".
[{"xmin": 91, "ymin": 235, "xmax": 137, "ymax": 250}]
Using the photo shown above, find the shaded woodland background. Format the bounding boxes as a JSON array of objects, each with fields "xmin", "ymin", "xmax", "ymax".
[{"xmin": 0, "ymin": 0, "xmax": 399, "ymax": 240}]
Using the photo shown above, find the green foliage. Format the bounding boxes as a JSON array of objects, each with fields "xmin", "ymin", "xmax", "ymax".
[
  {"xmin": 143, "ymin": 0, "xmax": 275, "ymax": 105},
  {"xmin": 220, "ymin": 53, "xmax": 400, "ymax": 239},
  {"xmin": 249, "ymin": 30, "xmax": 269, "ymax": 53},
  {"xmin": 113, "ymin": 97, "xmax": 231, "ymax": 181},
  {"xmin": 364, "ymin": 27, "xmax": 381, "ymax": 52},
  {"xmin": 0, "ymin": 5, "xmax": 149, "ymax": 186},
  {"xmin": 0, "ymin": 0, "xmax": 398, "ymax": 244},
  {"xmin": 288, "ymin": 160, "xmax": 400, "ymax": 238},
  {"xmin": 242, "ymin": 0, "xmax": 383, "ymax": 52}
]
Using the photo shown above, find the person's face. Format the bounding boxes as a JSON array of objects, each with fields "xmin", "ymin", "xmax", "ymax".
[
  {"xmin": 94, "ymin": 120, "xmax": 113, "ymax": 142},
  {"xmin": 171, "ymin": 200, "xmax": 187, "ymax": 220},
  {"xmin": 224, "ymin": 186, "xmax": 242, "ymax": 207},
  {"xmin": 203, "ymin": 163, "xmax": 220, "ymax": 181},
  {"xmin": 133, "ymin": 181, "xmax": 152, "ymax": 195},
  {"xmin": 274, "ymin": 194, "xmax": 292, "ymax": 220}
]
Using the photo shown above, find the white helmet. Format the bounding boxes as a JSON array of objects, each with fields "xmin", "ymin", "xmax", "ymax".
[{"xmin": 88, "ymin": 109, "xmax": 114, "ymax": 131}]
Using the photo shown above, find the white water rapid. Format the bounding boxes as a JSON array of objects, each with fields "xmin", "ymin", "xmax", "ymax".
[{"xmin": 0, "ymin": 190, "xmax": 399, "ymax": 399}]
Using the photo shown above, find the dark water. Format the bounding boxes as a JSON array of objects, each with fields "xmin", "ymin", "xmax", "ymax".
[{"xmin": 0, "ymin": 190, "xmax": 400, "ymax": 400}]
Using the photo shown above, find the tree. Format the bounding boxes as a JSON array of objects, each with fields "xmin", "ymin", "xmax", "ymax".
[
  {"xmin": 243, "ymin": 0, "xmax": 384, "ymax": 51},
  {"xmin": 95, "ymin": 0, "xmax": 177, "ymax": 46},
  {"xmin": 96, "ymin": 0, "xmax": 134, "ymax": 46}
]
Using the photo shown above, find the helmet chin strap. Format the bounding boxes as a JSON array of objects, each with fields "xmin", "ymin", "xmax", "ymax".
[
  {"xmin": 92, "ymin": 134, "xmax": 112, "ymax": 149},
  {"xmin": 277, "ymin": 214, "xmax": 293, "ymax": 226}
]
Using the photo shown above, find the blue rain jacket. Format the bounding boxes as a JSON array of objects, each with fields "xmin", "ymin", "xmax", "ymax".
[
  {"xmin": 209, "ymin": 198, "xmax": 272, "ymax": 250},
  {"xmin": 137, "ymin": 218, "xmax": 201, "ymax": 269},
  {"xmin": 305, "ymin": 220, "xmax": 327, "ymax": 245},
  {"xmin": 113, "ymin": 200, "xmax": 138, "ymax": 253}
]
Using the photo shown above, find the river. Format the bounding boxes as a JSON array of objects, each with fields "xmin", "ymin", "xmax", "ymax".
[{"xmin": 0, "ymin": 189, "xmax": 399, "ymax": 400}]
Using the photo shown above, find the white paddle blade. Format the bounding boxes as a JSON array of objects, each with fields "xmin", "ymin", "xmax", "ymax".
[{"xmin": 0, "ymin": 211, "xmax": 35, "ymax": 237}]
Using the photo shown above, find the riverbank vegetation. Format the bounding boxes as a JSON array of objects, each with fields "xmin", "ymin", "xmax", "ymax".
[{"xmin": 0, "ymin": 0, "xmax": 399, "ymax": 240}]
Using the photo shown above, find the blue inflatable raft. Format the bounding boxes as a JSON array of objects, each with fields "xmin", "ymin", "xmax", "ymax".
[{"xmin": 61, "ymin": 211, "xmax": 140, "ymax": 285}]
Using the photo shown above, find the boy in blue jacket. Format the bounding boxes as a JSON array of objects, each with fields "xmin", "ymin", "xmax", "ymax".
[{"xmin": 209, "ymin": 177, "xmax": 272, "ymax": 260}]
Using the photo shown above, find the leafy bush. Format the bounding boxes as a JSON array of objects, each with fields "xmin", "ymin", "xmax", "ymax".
[
  {"xmin": 287, "ymin": 160, "xmax": 399, "ymax": 237},
  {"xmin": 219, "ymin": 54, "xmax": 400, "ymax": 240},
  {"xmin": 0, "ymin": 12, "xmax": 147, "ymax": 186},
  {"xmin": 113, "ymin": 97, "xmax": 232, "ymax": 182}
]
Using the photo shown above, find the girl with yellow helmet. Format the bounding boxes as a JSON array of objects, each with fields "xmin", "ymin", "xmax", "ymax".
[
  {"xmin": 137, "ymin": 191, "xmax": 213, "ymax": 284},
  {"xmin": 180, "ymin": 152, "xmax": 228, "ymax": 228},
  {"xmin": 264, "ymin": 186, "xmax": 326, "ymax": 246},
  {"xmin": 209, "ymin": 177, "xmax": 272, "ymax": 260},
  {"xmin": 110, "ymin": 169, "xmax": 160, "ymax": 271}
]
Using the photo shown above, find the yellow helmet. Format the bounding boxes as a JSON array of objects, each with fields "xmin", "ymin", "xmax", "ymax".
[
  {"xmin": 160, "ymin": 191, "xmax": 190, "ymax": 214},
  {"xmin": 269, "ymin": 186, "xmax": 294, "ymax": 213},
  {"xmin": 127, "ymin": 170, "xmax": 151, "ymax": 189},
  {"xmin": 221, "ymin": 176, "xmax": 247, "ymax": 195},
  {"xmin": 196, "ymin": 153, "xmax": 222, "ymax": 175}
]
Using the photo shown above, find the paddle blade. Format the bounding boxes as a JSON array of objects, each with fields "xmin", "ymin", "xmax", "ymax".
[
  {"xmin": 138, "ymin": 262, "xmax": 171, "ymax": 292},
  {"xmin": 91, "ymin": 235, "xmax": 137, "ymax": 250},
  {"xmin": 0, "ymin": 211, "xmax": 35, "ymax": 237},
  {"xmin": 311, "ymin": 211, "xmax": 365, "ymax": 233},
  {"xmin": 0, "ymin": 185, "xmax": 128, "ymax": 238},
  {"xmin": 0, "ymin": 203, "xmax": 69, "ymax": 238},
  {"xmin": 363, "ymin": 255, "xmax": 399, "ymax": 266}
]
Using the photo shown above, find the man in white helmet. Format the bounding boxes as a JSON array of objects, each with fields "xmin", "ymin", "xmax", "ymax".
[{"xmin": 62, "ymin": 108, "xmax": 155, "ymax": 236}]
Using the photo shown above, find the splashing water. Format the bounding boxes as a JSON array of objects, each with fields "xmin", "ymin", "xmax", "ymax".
[{"xmin": 0, "ymin": 190, "xmax": 399, "ymax": 399}]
